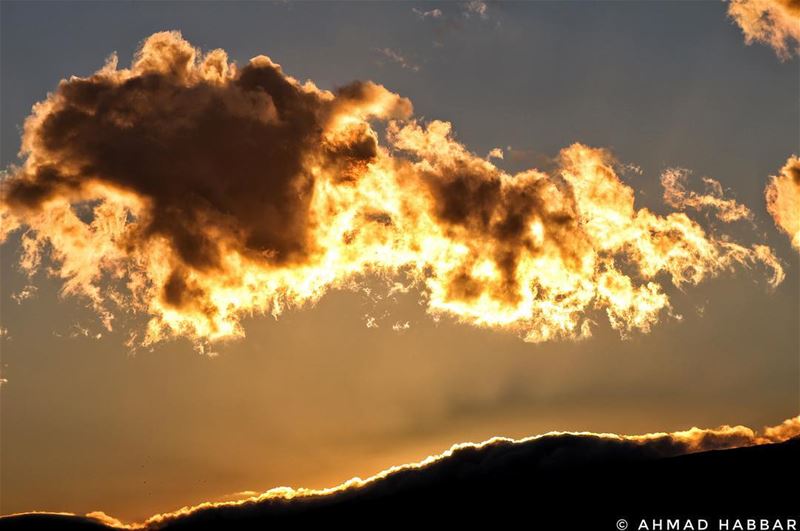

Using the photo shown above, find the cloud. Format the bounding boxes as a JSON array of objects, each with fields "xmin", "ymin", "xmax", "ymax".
[
  {"xmin": 758, "ymin": 415, "xmax": 800, "ymax": 442},
  {"xmin": 10, "ymin": 284, "xmax": 38, "ymax": 304},
  {"xmin": 486, "ymin": 147, "xmax": 504, "ymax": 160},
  {"xmin": 391, "ymin": 320, "xmax": 410, "ymax": 331},
  {"xmin": 0, "ymin": 32, "xmax": 783, "ymax": 348},
  {"xmin": 661, "ymin": 168, "xmax": 754, "ymax": 223},
  {"xmin": 463, "ymin": 0, "xmax": 489, "ymax": 19},
  {"xmin": 84, "ymin": 512, "xmax": 130, "ymax": 529},
  {"xmin": 3, "ymin": 415, "xmax": 797, "ymax": 529},
  {"xmin": 728, "ymin": 0, "xmax": 800, "ymax": 59},
  {"xmin": 412, "ymin": 7, "xmax": 443, "ymax": 19},
  {"xmin": 765, "ymin": 155, "xmax": 800, "ymax": 251},
  {"xmin": 375, "ymin": 47, "xmax": 420, "ymax": 72}
]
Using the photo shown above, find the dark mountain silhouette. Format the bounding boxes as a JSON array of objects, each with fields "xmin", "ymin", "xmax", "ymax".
[{"xmin": 2, "ymin": 435, "xmax": 798, "ymax": 530}]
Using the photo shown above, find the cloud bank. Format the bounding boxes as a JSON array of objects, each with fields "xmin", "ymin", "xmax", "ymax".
[
  {"xmin": 0, "ymin": 31, "xmax": 783, "ymax": 348},
  {"xmin": 728, "ymin": 0, "xmax": 800, "ymax": 59},
  {"xmin": 3, "ymin": 415, "xmax": 797, "ymax": 529},
  {"xmin": 765, "ymin": 156, "xmax": 800, "ymax": 251}
]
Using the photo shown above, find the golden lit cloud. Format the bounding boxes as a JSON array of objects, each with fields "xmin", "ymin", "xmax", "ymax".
[
  {"xmin": 0, "ymin": 31, "xmax": 783, "ymax": 348},
  {"xmin": 661, "ymin": 168, "xmax": 753, "ymax": 223},
  {"xmin": 765, "ymin": 155, "xmax": 800, "ymax": 251},
  {"xmin": 756, "ymin": 415, "xmax": 800, "ymax": 443},
  {"xmin": 728, "ymin": 0, "xmax": 800, "ymax": 59}
]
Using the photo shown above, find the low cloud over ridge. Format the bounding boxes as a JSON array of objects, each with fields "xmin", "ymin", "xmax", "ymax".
[
  {"xmin": 3, "ymin": 415, "xmax": 798, "ymax": 529},
  {"xmin": 0, "ymin": 31, "xmax": 784, "ymax": 348}
]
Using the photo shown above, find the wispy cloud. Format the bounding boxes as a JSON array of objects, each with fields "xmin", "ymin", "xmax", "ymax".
[
  {"xmin": 11, "ymin": 284, "xmax": 37, "ymax": 304},
  {"xmin": 661, "ymin": 168, "xmax": 754, "ymax": 224},
  {"xmin": 375, "ymin": 47, "xmax": 420, "ymax": 72},
  {"xmin": 412, "ymin": 7, "xmax": 442, "ymax": 19}
]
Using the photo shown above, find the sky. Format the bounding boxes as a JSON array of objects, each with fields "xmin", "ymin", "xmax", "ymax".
[{"xmin": 0, "ymin": 0, "xmax": 798, "ymax": 524}]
